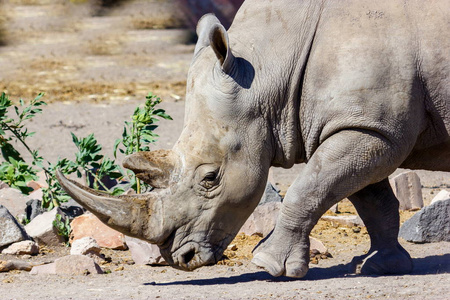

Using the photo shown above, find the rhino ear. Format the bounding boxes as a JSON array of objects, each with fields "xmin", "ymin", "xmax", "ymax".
[
  {"xmin": 195, "ymin": 13, "xmax": 234, "ymax": 73},
  {"xmin": 122, "ymin": 150, "xmax": 177, "ymax": 189}
]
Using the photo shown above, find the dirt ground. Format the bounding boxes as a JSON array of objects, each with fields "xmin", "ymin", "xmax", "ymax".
[{"xmin": 0, "ymin": 1, "xmax": 449, "ymax": 299}]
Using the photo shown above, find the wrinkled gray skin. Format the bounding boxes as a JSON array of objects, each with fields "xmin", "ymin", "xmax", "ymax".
[{"xmin": 58, "ymin": 0, "xmax": 449, "ymax": 278}]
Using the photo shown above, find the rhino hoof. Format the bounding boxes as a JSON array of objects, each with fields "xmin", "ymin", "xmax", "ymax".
[
  {"xmin": 252, "ymin": 252, "xmax": 285, "ymax": 277},
  {"xmin": 252, "ymin": 252, "xmax": 309, "ymax": 278},
  {"xmin": 351, "ymin": 247, "xmax": 413, "ymax": 275}
]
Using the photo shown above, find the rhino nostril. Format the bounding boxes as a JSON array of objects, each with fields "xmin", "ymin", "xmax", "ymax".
[{"xmin": 182, "ymin": 249, "xmax": 196, "ymax": 265}]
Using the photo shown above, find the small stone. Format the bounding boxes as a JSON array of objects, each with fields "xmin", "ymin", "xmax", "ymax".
[
  {"xmin": 70, "ymin": 213, "xmax": 127, "ymax": 250},
  {"xmin": 320, "ymin": 215, "xmax": 365, "ymax": 227},
  {"xmin": 30, "ymin": 262, "xmax": 56, "ymax": 275},
  {"xmin": 0, "ymin": 260, "xmax": 33, "ymax": 272},
  {"xmin": 124, "ymin": 236, "xmax": 166, "ymax": 265},
  {"xmin": 53, "ymin": 255, "xmax": 103, "ymax": 275},
  {"xmin": 0, "ymin": 188, "xmax": 30, "ymax": 218},
  {"xmin": 227, "ymin": 244, "xmax": 238, "ymax": 251},
  {"xmin": 0, "ymin": 205, "xmax": 29, "ymax": 248},
  {"xmin": 70, "ymin": 237, "xmax": 104, "ymax": 263},
  {"xmin": 70, "ymin": 237, "xmax": 101, "ymax": 256},
  {"xmin": 25, "ymin": 199, "xmax": 44, "ymax": 222},
  {"xmin": 239, "ymin": 202, "xmax": 281, "ymax": 237},
  {"xmin": 352, "ymin": 227, "xmax": 361, "ymax": 233},
  {"xmin": 114, "ymin": 266, "xmax": 124, "ymax": 271},
  {"xmin": 430, "ymin": 190, "xmax": 450, "ymax": 205},
  {"xmin": 310, "ymin": 236, "xmax": 328, "ymax": 254},
  {"xmin": 329, "ymin": 203, "xmax": 339, "ymax": 213},
  {"xmin": 399, "ymin": 199, "xmax": 450, "ymax": 243},
  {"xmin": 25, "ymin": 207, "xmax": 67, "ymax": 246},
  {"xmin": 389, "ymin": 171, "xmax": 424, "ymax": 211},
  {"xmin": 2, "ymin": 241, "xmax": 39, "ymax": 255},
  {"xmin": 258, "ymin": 182, "xmax": 282, "ymax": 206}
]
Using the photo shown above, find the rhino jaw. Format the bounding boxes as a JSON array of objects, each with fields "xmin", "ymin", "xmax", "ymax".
[{"xmin": 56, "ymin": 170, "xmax": 164, "ymax": 243}]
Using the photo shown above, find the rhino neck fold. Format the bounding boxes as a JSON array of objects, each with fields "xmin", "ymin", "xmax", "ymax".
[{"xmin": 229, "ymin": 1, "xmax": 324, "ymax": 167}]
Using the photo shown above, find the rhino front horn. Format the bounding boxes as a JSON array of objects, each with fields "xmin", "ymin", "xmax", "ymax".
[{"xmin": 56, "ymin": 170, "xmax": 161, "ymax": 241}]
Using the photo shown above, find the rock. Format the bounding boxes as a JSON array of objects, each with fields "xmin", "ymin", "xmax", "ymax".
[
  {"xmin": 28, "ymin": 188, "xmax": 43, "ymax": 202},
  {"xmin": 0, "ymin": 187, "xmax": 30, "ymax": 218},
  {"xmin": 399, "ymin": 199, "xmax": 450, "ymax": 243},
  {"xmin": 124, "ymin": 236, "xmax": 167, "ymax": 265},
  {"xmin": 71, "ymin": 237, "xmax": 101, "ymax": 255},
  {"xmin": 329, "ymin": 203, "xmax": 339, "ymax": 213},
  {"xmin": 258, "ymin": 182, "xmax": 283, "ymax": 206},
  {"xmin": 320, "ymin": 215, "xmax": 365, "ymax": 227},
  {"xmin": 240, "ymin": 202, "xmax": 281, "ymax": 237},
  {"xmin": 0, "ymin": 181, "xmax": 9, "ymax": 189},
  {"xmin": 25, "ymin": 199, "xmax": 45, "ymax": 222},
  {"xmin": 0, "ymin": 205, "xmax": 29, "ymax": 248},
  {"xmin": 1, "ymin": 241, "xmax": 39, "ymax": 255},
  {"xmin": 389, "ymin": 171, "xmax": 424, "ymax": 211},
  {"xmin": 70, "ymin": 237, "xmax": 104, "ymax": 263},
  {"xmin": 0, "ymin": 260, "xmax": 33, "ymax": 272},
  {"xmin": 25, "ymin": 207, "xmax": 67, "ymax": 246},
  {"xmin": 31, "ymin": 255, "xmax": 103, "ymax": 275},
  {"xmin": 70, "ymin": 213, "xmax": 127, "ymax": 250},
  {"xmin": 29, "ymin": 262, "xmax": 56, "ymax": 275},
  {"xmin": 310, "ymin": 236, "xmax": 328, "ymax": 254},
  {"xmin": 430, "ymin": 190, "xmax": 450, "ymax": 205},
  {"xmin": 59, "ymin": 198, "xmax": 85, "ymax": 220}
]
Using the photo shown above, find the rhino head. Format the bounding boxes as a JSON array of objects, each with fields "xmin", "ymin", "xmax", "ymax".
[{"xmin": 57, "ymin": 15, "xmax": 275, "ymax": 271}]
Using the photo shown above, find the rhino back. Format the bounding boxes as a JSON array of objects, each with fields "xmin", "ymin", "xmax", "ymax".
[{"xmin": 295, "ymin": 0, "xmax": 449, "ymax": 165}]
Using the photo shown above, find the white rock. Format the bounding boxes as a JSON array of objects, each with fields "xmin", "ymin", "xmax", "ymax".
[
  {"xmin": 430, "ymin": 190, "xmax": 450, "ymax": 205},
  {"xmin": 2, "ymin": 240, "xmax": 39, "ymax": 255},
  {"xmin": 320, "ymin": 215, "xmax": 365, "ymax": 227},
  {"xmin": 389, "ymin": 171, "xmax": 424, "ymax": 211},
  {"xmin": 25, "ymin": 207, "xmax": 67, "ymax": 246},
  {"xmin": 70, "ymin": 237, "xmax": 101, "ymax": 256}
]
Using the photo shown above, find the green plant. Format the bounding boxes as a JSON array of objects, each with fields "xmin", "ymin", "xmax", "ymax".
[
  {"xmin": 0, "ymin": 92, "xmax": 45, "ymax": 193},
  {"xmin": 1, "ymin": 91, "xmax": 171, "ymax": 212},
  {"xmin": 53, "ymin": 213, "xmax": 71, "ymax": 246},
  {"xmin": 114, "ymin": 92, "xmax": 172, "ymax": 193}
]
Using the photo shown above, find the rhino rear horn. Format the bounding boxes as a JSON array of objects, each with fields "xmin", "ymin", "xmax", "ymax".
[{"xmin": 122, "ymin": 149, "xmax": 177, "ymax": 189}]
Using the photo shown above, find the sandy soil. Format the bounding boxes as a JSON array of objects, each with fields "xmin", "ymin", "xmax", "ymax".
[{"xmin": 0, "ymin": 1, "xmax": 449, "ymax": 299}]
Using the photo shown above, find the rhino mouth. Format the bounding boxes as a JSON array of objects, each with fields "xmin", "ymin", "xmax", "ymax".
[{"xmin": 159, "ymin": 229, "xmax": 232, "ymax": 271}]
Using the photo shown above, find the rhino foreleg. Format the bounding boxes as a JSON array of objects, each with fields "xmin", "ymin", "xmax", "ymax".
[
  {"xmin": 348, "ymin": 179, "xmax": 413, "ymax": 275},
  {"xmin": 252, "ymin": 129, "xmax": 413, "ymax": 278}
]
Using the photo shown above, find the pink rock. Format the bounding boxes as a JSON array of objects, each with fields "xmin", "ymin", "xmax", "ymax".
[
  {"xmin": 30, "ymin": 262, "xmax": 56, "ymax": 275},
  {"xmin": 30, "ymin": 255, "xmax": 103, "ymax": 275},
  {"xmin": 2, "ymin": 241, "xmax": 39, "ymax": 255},
  {"xmin": 389, "ymin": 171, "xmax": 424, "ymax": 211},
  {"xmin": 239, "ymin": 202, "xmax": 281, "ymax": 237},
  {"xmin": 70, "ymin": 213, "xmax": 127, "ymax": 250},
  {"xmin": 55, "ymin": 255, "xmax": 103, "ymax": 275},
  {"xmin": 125, "ymin": 236, "xmax": 167, "ymax": 265}
]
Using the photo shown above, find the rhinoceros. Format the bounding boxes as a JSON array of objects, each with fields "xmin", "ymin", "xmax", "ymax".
[{"xmin": 57, "ymin": 0, "xmax": 449, "ymax": 278}]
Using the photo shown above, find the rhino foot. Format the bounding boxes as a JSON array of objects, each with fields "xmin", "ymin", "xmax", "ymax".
[
  {"xmin": 252, "ymin": 234, "xmax": 309, "ymax": 278},
  {"xmin": 350, "ymin": 245, "xmax": 413, "ymax": 275}
]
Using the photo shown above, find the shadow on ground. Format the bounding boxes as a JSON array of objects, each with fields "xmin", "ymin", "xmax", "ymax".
[{"xmin": 147, "ymin": 254, "xmax": 450, "ymax": 286}]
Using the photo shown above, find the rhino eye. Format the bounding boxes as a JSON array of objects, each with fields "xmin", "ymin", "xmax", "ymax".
[{"xmin": 203, "ymin": 172, "xmax": 217, "ymax": 182}]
